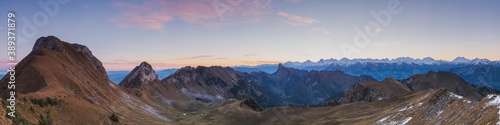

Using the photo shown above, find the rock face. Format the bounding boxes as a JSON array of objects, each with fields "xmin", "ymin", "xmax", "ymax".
[
  {"xmin": 241, "ymin": 97, "xmax": 263, "ymax": 112},
  {"xmin": 160, "ymin": 66, "xmax": 281, "ymax": 109},
  {"xmin": 1, "ymin": 36, "xmax": 109, "ymax": 97},
  {"xmin": 32, "ymin": 36, "xmax": 107, "ymax": 75},
  {"xmin": 119, "ymin": 62, "xmax": 158, "ymax": 88},
  {"xmin": 0, "ymin": 36, "xmax": 170, "ymax": 124},
  {"xmin": 403, "ymin": 71, "xmax": 484, "ymax": 101},
  {"xmin": 330, "ymin": 78, "xmax": 411, "ymax": 105}
]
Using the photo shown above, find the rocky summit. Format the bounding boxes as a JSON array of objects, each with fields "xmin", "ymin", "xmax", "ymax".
[{"xmin": 119, "ymin": 62, "xmax": 158, "ymax": 88}]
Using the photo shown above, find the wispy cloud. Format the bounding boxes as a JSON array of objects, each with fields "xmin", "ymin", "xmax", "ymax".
[
  {"xmin": 364, "ymin": 26, "xmax": 383, "ymax": 33},
  {"xmin": 311, "ymin": 27, "xmax": 331, "ymax": 34},
  {"xmin": 372, "ymin": 41, "xmax": 406, "ymax": 47},
  {"xmin": 111, "ymin": 0, "xmax": 272, "ymax": 29},
  {"xmin": 465, "ymin": 42, "xmax": 479, "ymax": 45},
  {"xmin": 214, "ymin": 57, "xmax": 227, "ymax": 60},
  {"xmin": 277, "ymin": 11, "xmax": 319, "ymax": 26},
  {"xmin": 241, "ymin": 60, "xmax": 281, "ymax": 65},
  {"xmin": 243, "ymin": 53, "xmax": 261, "ymax": 57},
  {"xmin": 0, "ymin": 59, "xmax": 11, "ymax": 69},
  {"xmin": 174, "ymin": 55, "xmax": 213, "ymax": 60},
  {"xmin": 103, "ymin": 59, "xmax": 185, "ymax": 70},
  {"xmin": 284, "ymin": 0, "xmax": 302, "ymax": 3},
  {"xmin": 485, "ymin": 34, "xmax": 497, "ymax": 39}
]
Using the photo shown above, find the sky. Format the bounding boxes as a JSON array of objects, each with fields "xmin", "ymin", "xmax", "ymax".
[{"xmin": 0, "ymin": 0, "xmax": 499, "ymax": 70}]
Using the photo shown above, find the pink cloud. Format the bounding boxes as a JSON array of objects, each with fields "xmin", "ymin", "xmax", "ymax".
[
  {"xmin": 240, "ymin": 60, "xmax": 281, "ymax": 65},
  {"xmin": 0, "ymin": 59, "xmax": 8, "ymax": 69},
  {"xmin": 103, "ymin": 59, "xmax": 185, "ymax": 70},
  {"xmin": 277, "ymin": 11, "xmax": 319, "ymax": 26},
  {"xmin": 111, "ymin": 0, "xmax": 272, "ymax": 29},
  {"xmin": 111, "ymin": 12, "xmax": 173, "ymax": 29},
  {"xmin": 311, "ymin": 27, "xmax": 331, "ymax": 34},
  {"xmin": 173, "ymin": 55, "xmax": 213, "ymax": 60},
  {"xmin": 284, "ymin": 0, "xmax": 302, "ymax": 3},
  {"xmin": 0, "ymin": 58, "xmax": 16, "ymax": 70}
]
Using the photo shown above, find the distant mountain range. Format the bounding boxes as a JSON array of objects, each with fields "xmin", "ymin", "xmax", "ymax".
[
  {"xmin": 104, "ymin": 56, "xmax": 500, "ymax": 91},
  {"xmin": 232, "ymin": 57, "xmax": 500, "ymax": 73},
  {"xmin": 2, "ymin": 36, "xmax": 500, "ymax": 124},
  {"xmin": 106, "ymin": 57, "xmax": 500, "ymax": 95},
  {"xmin": 229, "ymin": 57, "xmax": 500, "ymax": 90}
]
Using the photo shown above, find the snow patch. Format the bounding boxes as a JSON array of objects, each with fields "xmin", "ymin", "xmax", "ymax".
[
  {"xmin": 181, "ymin": 87, "xmax": 223, "ymax": 103},
  {"xmin": 399, "ymin": 104, "xmax": 413, "ymax": 112},
  {"xmin": 450, "ymin": 92, "xmax": 463, "ymax": 99},
  {"xmin": 399, "ymin": 117, "xmax": 412, "ymax": 125},
  {"xmin": 486, "ymin": 95, "xmax": 500, "ymax": 106},
  {"xmin": 436, "ymin": 110, "xmax": 443, "ymax": 116},
  {"xmin": 140, "ymin": 104, "xmax": 170, "ymax": 121},
  {"xmin": 109, "ymin": 82, "xmax": 116, "ymax": 89},
  {"xmin": 485, "ymin": 95, "xmax": 500, "ymax": 125},
  {"xmin": 120, "ymin": 91, "xmax": 134, "ymax": 104},
  {"xmin": 216, "ymin": 95, "xmax": 224, "ymax": 100},
  {"xmin": 417, "ymin": 102, "xmax": 423, "ymax": 107},
  {"xmin": 119, "ymin": 91, "xmax": 171, "ymax": 121},
  {"xmin": 378, "ymin": 97, "xmax": 383, "ymax": 101},
  {"xmin": 377, "ymin": 116, "xmax": 389, "ymax": 123},
  {"xmin": 163, "ymin": 98, "xmax": 173, "ymax": 106}
]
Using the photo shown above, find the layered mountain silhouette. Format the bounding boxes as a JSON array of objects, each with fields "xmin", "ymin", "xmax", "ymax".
[
  {"xmin": 160, "ymin": 65, "xmax": 282, "ymax": 110},
  {"xmin": 448, "ymin": 65, "xmax": 500, "ymax": 89},
  {"xmin": 232, "ymin": 57, "xmax": 500, "ymax": 91},
  {"xmin": 1, "ymin": 36, "xmax": 500, "ymax": 124},
  {"xmin": 250, "ymin": 64, "xmax": 375, "ymax": 106}
]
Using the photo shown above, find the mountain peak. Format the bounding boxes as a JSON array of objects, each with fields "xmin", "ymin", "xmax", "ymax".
[
  {"xmin": 33, "ymin": 36, "xmax": 93, "ymax": 56},
  {"xmin": 274, "ymin": 63, "xmax": 291, "ymax": 75},
  {"xmin": 32, "ymin": 36, "xmax": 64, "ymax": 52},
  {"xmin": 119, "ymin": 61, "xmax": 158, "ymax": 88},
  {"xmin": 381, "ymin": 78, "xmax": 397, "ymax": 83},
  {"xmin": 452, "ymin": 57, "xmax": 471, "ymax": 64},
  {"xmin": 139, "ymin": 61, "xmax": 152, "ymax": 68},
  {"xmin": 406, "ymin": 71, "xmax": 484, "ymax": 101},
  {"xmin": 277, "ymin": 63, "xmax": 286, "ymax": 69},
  {"xmin": 31, "ymin": 36, "xmax": 107, "ymax": 75}
]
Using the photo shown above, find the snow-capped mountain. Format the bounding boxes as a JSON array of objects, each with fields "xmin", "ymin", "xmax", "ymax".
[
  {"xmin": 452, "ymin": 57, "xmax": 471, "ymax": 64},
  {"xmin": 233, "ymin": 57, "xmax": 500, "ymax": 90},
  {"xmin": 282, "ymin": 57, "xmax": 499, "ymax": 68}
]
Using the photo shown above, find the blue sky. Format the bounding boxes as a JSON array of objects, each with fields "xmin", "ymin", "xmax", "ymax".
[{"xmin": 1, "ymin": 0, "xmax": 499, "ymax": 70}]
